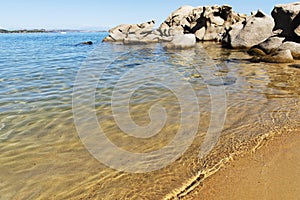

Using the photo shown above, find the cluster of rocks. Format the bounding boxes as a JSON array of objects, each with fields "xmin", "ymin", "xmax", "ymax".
[
  {"xmin": 102, "ymin": 20, "xmax": 159, "ymax": 44},
  {"xmin": 222, "ymin": 10, "xmax": 275, "ymax": 49},
  {"xmin": 103, "ymin": 5, "xmax": 246, "ymax": 48},
  {"xmin": 103, "ymin": 2, "xmax": 300, "ymax": 62},
  {"xmin": 157, "ymin": 5, "xmax": 246, "ymax": 42},
  {"xmin": 247, "ymin": 2, "xmax": 300, "ymax": 63}
]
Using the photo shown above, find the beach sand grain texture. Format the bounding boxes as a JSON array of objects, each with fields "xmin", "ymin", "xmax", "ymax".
[{"xmin": 183, "ymin": 131, "xmax": 300, "ymax": 200}]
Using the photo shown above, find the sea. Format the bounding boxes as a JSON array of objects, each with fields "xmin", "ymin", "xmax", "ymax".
[{"xmin": 0, "ymin": 32, "xmax": 300, "ymax": 199}]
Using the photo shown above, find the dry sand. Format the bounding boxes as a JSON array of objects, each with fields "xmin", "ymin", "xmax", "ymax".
[{"xmin": 183, "ymin": 131, "xmax": 300, "ymax": 200}]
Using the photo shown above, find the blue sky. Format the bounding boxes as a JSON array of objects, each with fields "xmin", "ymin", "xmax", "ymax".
[{"xmin": 0, "ymin": 0, "xmax": 295, "ymax": 30}]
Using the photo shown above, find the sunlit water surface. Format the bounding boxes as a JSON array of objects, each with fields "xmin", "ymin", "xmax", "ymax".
[{"xmin": 0, "ymin": 33, "xmax": 300, "ymax": 199}]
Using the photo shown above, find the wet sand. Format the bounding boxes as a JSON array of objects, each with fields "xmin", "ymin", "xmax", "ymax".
[{"xmin": 183, "ymin": 130, "xmax": 300, "ymax": 200}]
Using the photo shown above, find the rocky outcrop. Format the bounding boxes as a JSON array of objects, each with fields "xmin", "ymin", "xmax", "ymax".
[
  {"xmin": 102, "ymin": 5, "xmax": 246, "ymax": 47},
  {"xmin": 102, "ymin": 20, "xmax": 156, "ymax": 42},
  {"xmin": 248, "ymin": 2, "xmax": 300, "ymax": 63},
  {"xmin": 158, "ymin": 5, "xmax": 194, "ymax": 37},
  {"xmin": 80, "ymin": 41, "xmax": 93, "ymax": 45},
  {"xmin": 103, "ymin": 2, "xmax": 299, "ymax": 65},
  {"xmin": 158, "ymin": 5, "xmax": 246, "ymax": 42},
  {"xmin": 222, "ymin": 10, "xmax": 275, "ymax": 48},
  {"xmin": 272, "ymin": 2, "xmax": 300, "ymax": 42}
]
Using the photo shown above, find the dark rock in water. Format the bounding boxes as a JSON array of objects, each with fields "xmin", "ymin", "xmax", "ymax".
[
  {"xmin": 250, "ymin": 56, "xmax": 261, "ymax": 63},
  {"xmin": 124, "ymin": 63, "xmax": 142, "ymax": 67},
  {"xmin": 80, "ymin": 41, "xmax": 93, "ymax": 45},
  {"xmin": 205, "ymin": 76, "xmax": 237, "ymax": 86},
  {"xmin": 248, "ymin": 48, "xmax": 267, "ymax": 56},
  {"xmin": 289, "ymin": 64, "xmax": 300, "ymax": 69}
]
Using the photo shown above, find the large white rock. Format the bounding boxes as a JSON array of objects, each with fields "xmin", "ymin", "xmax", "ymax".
[
  {"xmin": 158, "ymin": 5, "xmax": 194, "ymax": 37},
  {"xmin": 103, "ymin": 20, "xmax": 156, "ymax": 42},
  {"xmin": 168, "ymin": 5, "xmax": 195, "ymax": 25},
  {"xmin": 279, "ymin": 42, "xmax": 300, "ymax": 59},
  {"xmin": 195, "ymin": 27, "xmax": 206, "ymax": 41},
  {"xmin": 248, "ymin": 36, "xmax": 285, "ymax": 56},
  {"xmin": 261, "ymin": 49, "xmax": 294, "ymax": 63},
  {"xmin": 204, "ymin": 24, "xmax": 224, "ymax": 41},
  {"xmin": 158, "ymin": 4, "xmax": 246, "ymax": 42},
  {"xmin": 222, "ymin": 21, "xmax": 244, "ymax": 47},
  {"xmin": 211, "ymin": 16, "xmax": 225, "ymax": 26},
  {"xmin": 165, "ymin": 34, "xmax": 196, "ymax": 49},
  {"xmin": 169, "ymin": 26, "xmax": 184, "ymax": 36},
  {"xmin": 123, "ymin": 32, "xmax": 160, "ymax": 44},
  {"xmin": 226, "ymin": 10, "xmax": 275, "ymax": 48},
  {"xmin": 103, "ymin": 24, "xmax": 131, "ymax": 42}
]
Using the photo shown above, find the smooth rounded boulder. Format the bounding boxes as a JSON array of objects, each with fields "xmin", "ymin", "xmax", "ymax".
[
  {"xmin": 260, "ymin": 49, "xmax": 294, "ymax": 63},
  {"xmin": 164, "ymin": 34, "xmax": 196, "ymax": 49},
  {"xmin": 279, "ymin": 42, "xmax": 300, "ymax": 59},
  {"xmin": 223, "ymin": 10, "xmax": 275, "ymax": 48},
  {"xmin": 248, "ymin": 36, "xmax": 285, "ymax": 56}
]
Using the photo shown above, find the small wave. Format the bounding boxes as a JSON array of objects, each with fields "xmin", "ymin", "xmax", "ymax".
[{"xmin": 0, "ymin": 123, "xmax": 5, "ymax": 130}]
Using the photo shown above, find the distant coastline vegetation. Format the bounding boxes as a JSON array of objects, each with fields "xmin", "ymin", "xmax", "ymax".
[{"xmin": 0, "ymin": 29, "xmax": 107, "ymax": 33}]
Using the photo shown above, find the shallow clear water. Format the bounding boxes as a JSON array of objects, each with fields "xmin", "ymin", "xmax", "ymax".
[{"xmin": 0, "ymin": 33, "xmax": 300, "ymax": 199}]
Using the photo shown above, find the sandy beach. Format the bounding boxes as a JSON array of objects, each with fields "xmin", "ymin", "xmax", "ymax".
[
  {"xmin": 1, "ymin": 2, "xmax": 300, "ymax": 199},
  {"xmin": 184, "ymin": 130, "xmax": 300, "ymax": 200}
]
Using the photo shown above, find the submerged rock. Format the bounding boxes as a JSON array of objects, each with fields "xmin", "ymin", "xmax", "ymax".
[
  {"xmin": 80, "ymin": 41, "xmax": 93, "ymax": 45},
  {"xmin": 248, "ymin": 37, "xmax": 285, "ymax": 56},
  {"xmin": 289, "ymin": 64, "xmax": 300, "ymax": 69},
  {"xmin": 205, "ymin": 76, "xmax": 237, "ymax": 86},
  {"xmin": 248, "ymin": 48, "xmax": 267, "ymax": 56},
  {"xmin": 260, "ymin": 49, "xmax": 294, "ymax": 63}
]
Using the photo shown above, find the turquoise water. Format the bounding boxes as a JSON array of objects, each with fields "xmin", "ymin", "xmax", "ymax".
[{"xmin": 1, "ymin": 33, "xmax": 300, "ymax": 199}]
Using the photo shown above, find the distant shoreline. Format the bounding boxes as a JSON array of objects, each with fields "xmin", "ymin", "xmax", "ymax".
[{"xmin": 0, "ymin": 29, "xmax": 107, "ymax": 34}]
